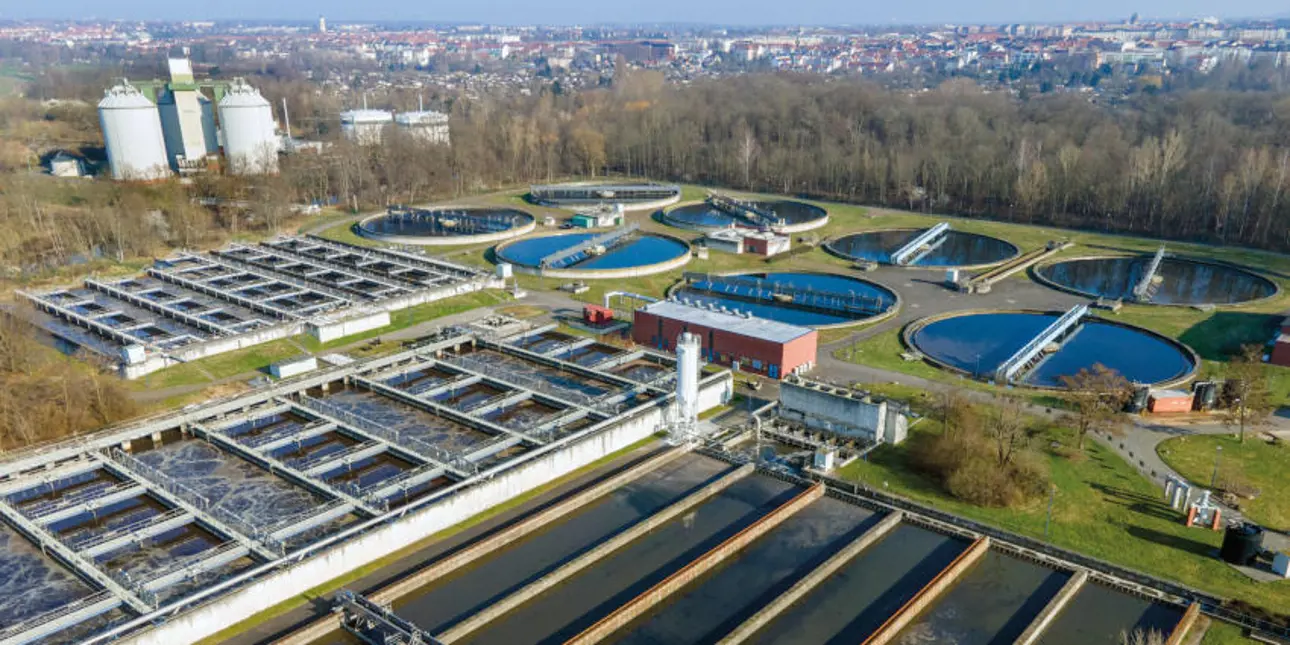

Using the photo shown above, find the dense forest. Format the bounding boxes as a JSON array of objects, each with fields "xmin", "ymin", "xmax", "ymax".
[{"xmin": 7, "ymin": 69, "xmax": 1290, "ymax": 274}]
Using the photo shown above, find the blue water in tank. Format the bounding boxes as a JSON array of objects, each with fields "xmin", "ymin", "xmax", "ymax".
[
  {"xmin": 910, "ymin": 312, "xmax": 1193, "ymax": 387},
  {"xmin": 1037, "ymin": 256, "xmax": 1275, "ymax": 305},
  {"xmin": 664, "ymin": 200, "xmax": 827, "ymax": 230},
  {"xmin": 498, "ymin": 233, "xmax": 687, "ymax": 270},
  {"xmin": 827, "ymin": 229, "xmax": 1017, "ymax": 267},
  {"xmin": 677, "ymin": 272, "xmax": 895, "ymax": 326}
]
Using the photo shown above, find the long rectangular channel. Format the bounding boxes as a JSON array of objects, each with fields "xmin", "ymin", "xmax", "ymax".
[
  {"xmin": 1036, "ymin": 583, "xmax": 1184, "ymax": 645},
  {"xmin": 390, "ymin": 453, "xmax": 733, "ymax": 635},
  {"xmin": 747, "ymin": 523, "xmax": 968, "ymax": 643},
  {"xmin": 889, "ymin": 550, "xmax": 1070, "ymax": 644},
  {"xmin": 609, "ymin": 496, "xmax": 880, "ymax": 644},
  {"xmin": 457, "ymin": 474, "xmax": 801, "ymax": 645}
]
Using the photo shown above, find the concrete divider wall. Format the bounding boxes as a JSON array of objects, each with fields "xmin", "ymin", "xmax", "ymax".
[
  {"xmin": 861, "ymin": 537, "xmax": 991, "ymax": 645},
  {"xmin": 565, "ymin": 482, "xmax": 826, "ymax": 645},
  {"xmin": 278, "ymin": 445, "xmax": 692, "ymax": 645},
  {"xmin": 439, "ymin": 462, "xmax": 755, "ymax": 643},
  {"xmin": 118, "ymin": 377, "xmax": 731, "ymax": 645},
  {"xmin": 1013, "ymin": 570, "xmax": 1088, "ymax": 645},
  {"xmin": 718, "ymin": 511, "xmax": 905, "ymax": 644},
  {"xmin": 1165, "ymin": 603, "xmax": 1202, "ymax": 645}
]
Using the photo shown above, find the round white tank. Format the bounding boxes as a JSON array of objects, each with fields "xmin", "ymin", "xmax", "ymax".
[
  {"xmin": 218, "ymin": 79, "xmax": 279, "ymax": 175},
  {"xmin": 341, "ymin": 109, "xmax": 393, "ymax": 145},
  {"xmin": 98, "ymin": 82, "xmax": 169, "ymax": 181}
]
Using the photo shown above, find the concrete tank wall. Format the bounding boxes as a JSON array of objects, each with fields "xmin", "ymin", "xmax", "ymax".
[{"xmin": 115, "ymin": 373, "xmax": 732, "ymax": 645}]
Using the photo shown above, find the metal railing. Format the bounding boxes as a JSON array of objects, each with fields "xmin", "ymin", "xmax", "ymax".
[
  {"xmin": 244, "ymin": 419, "xmax": 331, "ymax": 451},
  {"xmin": 295, "ymin": 395, "xmax": 477, "ymax": 476},
  {"xmin": 129, "ymin": 539, "xmax": 247, "ymax": 590},
  {"xmin": 994, "ymin": 303, "xmax": 1089, "ymax": 383},
  {"xmin": 439, "ymin": 353, "xmax": 602, "ymax": 410},
  {"xmin": 265, "ymin": 498, "xmax": 358, "ymax": 539},
  {"xmin": 538, "ymin": 223, "xmax": 640, "ymax": 269},
  {"xmin": 105, "ymin": 449, "xmax": 269, "ymax": 546},
  {"xmin": 72, "ymin": 507, "xmax": 190, "ymax": 555},
  {"xmin": 293, "ymin": 441, "xmax": 381, "ymax": 474},
  {"xmin": 0, "ymin": 590, "xmax": 118, "ymax": 642},
  {"xmin": 20, "ymin": 481, "xmax": 137, "ymax": 522}
]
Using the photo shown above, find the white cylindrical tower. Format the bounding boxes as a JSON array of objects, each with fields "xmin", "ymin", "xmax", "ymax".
[
  {"xmin": 218, "ymin": 78, "xmax": 279, "ymax": 175},
  {"xmin": 675, "ymin": 332, "xmax": 702, "ymax": 424},
  {"xmin": 98, "ymin": 81, "xmax": 169, "ymax": 181}
]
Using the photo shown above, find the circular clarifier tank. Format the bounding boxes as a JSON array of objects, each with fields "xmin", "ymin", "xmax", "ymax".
[
  {"xmin": 357, "ymin": 207, "xmax": 535, "ymax": 246},
  {"xmin": 908, "ymin": 311, "xmax": 1196, "ymax": 388},
  {"xmin": 826, "ymin": 228, "xmax": 1018, "ymax": 268},
  {"xmin": 662, "ymin": 199, "xmax": 828, "ymax": 232},
  {"xmin": 1035, "ymin": 255, "xmax": 1277, "ymax": 306},
  {"xmin": 672, "ymin": 272, "xmax": 896, "ymax": 327},
  {"xmin": 496, "ymin": 230, "xmax": 691, "ymax": 277}
]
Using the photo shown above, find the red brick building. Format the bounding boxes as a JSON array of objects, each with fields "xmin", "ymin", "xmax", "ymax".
[
  {"xmin": 632, "ymin": 300, "xmax": 816, "ymax": 379},
  {"xmin": 1270, "ymin": 311, "xmax": 1290, "ymax": 367}
]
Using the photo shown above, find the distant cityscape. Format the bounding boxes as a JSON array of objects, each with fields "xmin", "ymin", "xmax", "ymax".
[{"xmin": 3, "ymin": 15, "xmax": 1290, "ymax": 97}]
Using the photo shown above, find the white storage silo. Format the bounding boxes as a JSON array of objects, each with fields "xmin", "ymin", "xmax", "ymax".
[
  {"xmin": 341, "ymin": 109, "xmax": 393, "ymax": 145},
  {"xmin": 99, "ymin": 81, "xmax": 169, "ymax": 181},
  {"xmin": 218, "ymin": 78, "xmax": 280, "ymax": 175},
  {"xmin": 675, "ymin": 332, "xmax": 701, "ymax": 424}
]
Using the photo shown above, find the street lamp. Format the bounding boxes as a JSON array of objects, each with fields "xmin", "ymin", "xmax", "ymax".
[{"xmin": 1210, "ymin": 445, "xmax": 1223, "ymax": 489}]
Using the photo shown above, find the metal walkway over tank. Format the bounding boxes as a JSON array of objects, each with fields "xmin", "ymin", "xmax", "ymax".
[
  {"xmin": 335, "ymin": 589, "xmax": 446, "ymax": 645},
  {"xmin": 993, "ymin": 303, "xmax": 1090, "ymax": 383},
  {"xmin": 706, "ymin": 194, "xmax": 783, "ymax": 228},
  {"xmin": 686, "ymin": 274, "xmax": 890, "ymax": 317},
  {"xmin": 538, "ymin": 223, "xmax": 640, "ymax": 269},
  {"xmin": 890, "ymin": 222, "xmax": 951, "ymax": 266},
  {"xmin": 1133, "ymin": 246, "xmax": 1167, "ymax": 302}
]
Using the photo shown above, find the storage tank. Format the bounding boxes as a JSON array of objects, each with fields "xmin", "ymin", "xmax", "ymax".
[
  {"xmin": 676, "ymin": 332, "xmax": 701, "ymax": 424},
  {"xmin": 98, "ymin": 81, "xmax": 169, "ymax": 181},
  {"xmin": 218, "ymin": 78, "xmax": 279, "ymax": 175},
  {"xmin": 394, "ymin": 110, "xmax": 450, "ymax": 145},
  {"xmin": 341, "ymin": 109, "xmax": 393, "ymax": 145},
  {"xmin": 1220, "ymin": 522, "xmax": 1264, "ymax": 565}
]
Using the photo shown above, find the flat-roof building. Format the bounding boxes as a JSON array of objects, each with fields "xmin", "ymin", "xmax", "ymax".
[{"xmin": 632, "ymin": 299, "xmax": 816, "ymax": 379}]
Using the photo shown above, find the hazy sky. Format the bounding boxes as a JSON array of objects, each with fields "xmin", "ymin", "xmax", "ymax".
[{"xmin": 6, "ymin": 0, "xmax": 1288, "ymax": 26}]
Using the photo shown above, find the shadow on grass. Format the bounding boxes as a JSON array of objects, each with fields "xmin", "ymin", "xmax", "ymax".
[
  {"xmin": 1090, "ymin": 483, "xmax": 1179, "ymax": 522},
  {"xmin": 1178, "ymin": 311, "xmax": 1278, "ymax": 361},
  {"xmin": 1124, "ymin": 526, "xmax": 1215, "ymax": 558}
]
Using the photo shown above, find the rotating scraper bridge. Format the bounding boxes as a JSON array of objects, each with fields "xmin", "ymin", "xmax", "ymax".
[{"xmin": 0, "ymin": 324, "xmax": 714, "ymax": 645}]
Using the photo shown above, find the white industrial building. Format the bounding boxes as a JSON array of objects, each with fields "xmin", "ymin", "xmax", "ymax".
[
  {"xmin": 97, "ymin": 57, "xmax": 281, "ymax": 181},
  {"xmin": 778, "ymin": 375, "xmax": 910, "ymax": 445}
]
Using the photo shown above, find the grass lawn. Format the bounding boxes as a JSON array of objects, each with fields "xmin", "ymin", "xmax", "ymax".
[
  {"xmin": 835, "ymin": 421, "xmax": 1290, "ymax": 617},
  {"xmin": 194, "ymin": 435, "xmax": 662, "ymax": 645},
  {"xmin": 1157, "ymin": 434, "xmax": 1290, "ymax": 531},
  {"xmin": 126, "ymin": 339, "xmax": 306, "ymax": 391},
  {"xmin": 1202, "ymin": 620, "xmax": 1260, "ymax": 644},
  {"xmin": 130, "ymin": 290, "xmax": 513, "ymax": 390}
]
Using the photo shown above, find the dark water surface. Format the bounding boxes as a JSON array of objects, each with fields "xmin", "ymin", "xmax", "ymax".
[
  {"xmin": 677, "ymin": 272, "xmax": 896, "ymax": 326},
  {"xmin": 1037, "ymin": 256, "xmax": 1275, "ymax": 305},
  {"xmin": 827, "ymin": 229, "xmax": 1017, "ymax": 267}
]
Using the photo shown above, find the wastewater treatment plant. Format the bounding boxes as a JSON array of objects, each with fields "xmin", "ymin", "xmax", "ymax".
[
  {"xmin": 2, "ymin": 184, "xmax": 1288, "ymax": 645},
  {"xmin": 356, "ymin": 206, "xmax": 536, "ymax": 246}
]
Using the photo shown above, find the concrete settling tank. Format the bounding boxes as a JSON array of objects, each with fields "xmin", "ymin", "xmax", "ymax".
[
  {"xmin": 357, "ymin": 207, "xmax": 536, "ymax": 246},
  {"xmin": 495, "ymin": 228, "xmax": 691, "ymax": 278},
  {"xmin": 907, "ymin": 310, "xmax": 1197, "ymax": 388},
  {"xmin": 662, "ymin": 199, "xmax": 828, "ymax": 233},
  {"xmin": 827, "ymin": 227, "xmax": 1018, "ymax": 268},
  {"xmin": 1035, "ymin": 254, "xmax": 1277, "ymax": 306},
  {"xmin": 528, "ymin": 182, "xmax": 682, "ymax": 212},
  {"xmin": 672, "ymin": 272, "xmax": 896, "ymax": 327}
]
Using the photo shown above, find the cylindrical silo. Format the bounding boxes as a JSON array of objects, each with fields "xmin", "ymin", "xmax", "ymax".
[
  {"xmin": 218, "ymin": 78, "xmax": 279, "ymax": 175},
  {"xmin": 98, "ymin": 81, "xmax": 169, "ymax": 181},
  {"xmin": 675, "ymin": 332, "xmax": 701, "ymax": 423}
]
